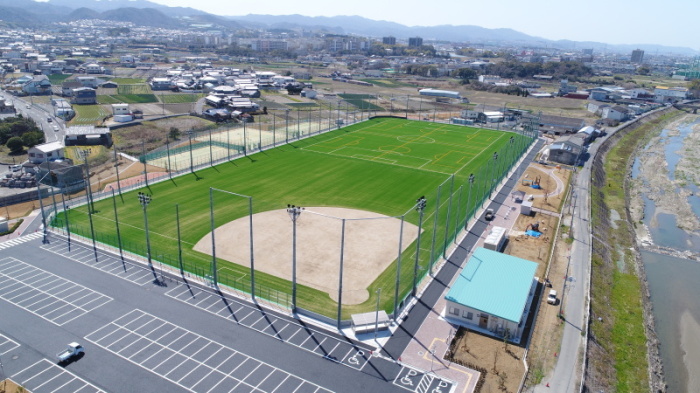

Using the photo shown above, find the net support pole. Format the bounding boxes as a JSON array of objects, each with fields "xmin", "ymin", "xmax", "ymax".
[{"xmin": 336, "ymin": 219, "xmax": 346, "ymax": 329}]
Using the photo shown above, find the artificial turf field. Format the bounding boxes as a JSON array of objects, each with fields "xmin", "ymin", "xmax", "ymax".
[{"xmin": 55, "ymin": 117, "xmax": 531, "ymax": 318}]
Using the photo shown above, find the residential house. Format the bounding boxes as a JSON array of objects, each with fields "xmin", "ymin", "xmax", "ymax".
[
  {"xmin": 76, "ymin": 76, "xmax": 99, "ymax": 88},
  {"xmin": 28, "ymin": 141, "xmax": 65, "ymax": 164},
  {"xmin": 150, "ymin": 77, "xmax": 173, "ymax": 90},
  {"xmin": 62, "ymin": 80, "xmax": 82, "ymax": 96},
  {"xmin": 70, "ymin": 87, "xmax": 97, "ymax": 105},
  {"xmin": 21, "ymin": 75, "xmax": 52, "ymax": 95},
  {"xmin": 547, "ymin": 135, "xmax": 585, "ymax": 165},
  {"xmin": 444, "ymin": 247, "xmax": 538, "ymax": 343},
  {"xmin": 601, "ymin": 105, "xmax": 630, "ymax": 122},
  {"xmin": 84, "ymin": 63, "xmax": 103, "ymax": 74}
]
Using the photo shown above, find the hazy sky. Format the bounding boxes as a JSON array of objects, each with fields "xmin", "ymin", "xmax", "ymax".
[{"xmin": 149, "ymin": 0, "xmax": 699, "ymax": 49}]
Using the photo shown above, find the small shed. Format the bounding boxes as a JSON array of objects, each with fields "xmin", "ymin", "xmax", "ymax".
[
  {"xmin": 484, "ymin": 226, "xmax": 507, "ymax": 252},
  {"xmin": 521, "ymin": 200, "xmax": 533, "ymax": 216},
  {"xmin": 351, "ymin": 311, "xmax": 390, "ymax": 335}
]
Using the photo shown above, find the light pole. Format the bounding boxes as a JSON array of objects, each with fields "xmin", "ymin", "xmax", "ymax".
[
  {"xmin": 413, "ymin": 196, "xmax": 427, "ymax": 296},
  {"xmin": 490, "ymin": 152, "xmax": 499, "ymax": 191},
  {"xmin": 374, "ymin": 287, "xmax": 382, "ymax": 340},
  {"xmin": 188, "ymin": 131, "xmax": 194, "ymax": 174},
  {"xmin": 79, "ymin": 149, "xmax": 94, "ymax": 214},
  {"xmin": 287, "ymin": 204, "xmax": 303, "ymax": 311},
  {"xmin": 138, "ymin": 192, "xmax": 153, "ymax": 267},
  {"xmin": 465, "ymin": 173, "xmax": 475, "ymax": 228}
]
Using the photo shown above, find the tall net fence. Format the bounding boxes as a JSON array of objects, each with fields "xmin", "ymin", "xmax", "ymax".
[{"xmin": 45, "ymin": 112, "xmax": 538, "ymax": 326}]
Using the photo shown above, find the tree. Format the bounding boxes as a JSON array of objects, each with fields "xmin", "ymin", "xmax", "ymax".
[
  {"xmin": 169, "ymin": 127, "xmax": 181, "ymax": 140},
  {"xmin": 452, "ymin": 68, "xmax": 478, "ymax": 81},
  {"xmin": 637, "ymin": 66, "xmax": 651, "ymax": 76},
  {"xmin": 6, "ymin": 136, "xmax": 23, "ymax": 153},
  {"xmin": 21, "ymin": 131, "xmax": 44, "ymax": 147}
]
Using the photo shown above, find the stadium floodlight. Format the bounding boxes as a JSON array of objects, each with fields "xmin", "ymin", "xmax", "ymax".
[
  {"xmin": 465, "ymin": 174, "xmax": 475, "ymax": 229},
  {"xmin": 413, "ymin": 196, "xmax": 427, "ymax": 296},
  {"xmin": 287, "ymin": 204, "xmax": 304, "ymax": 311},
  {"xmin": 138, "ymin": 192, "xmax": 153, "ymax": 267}
]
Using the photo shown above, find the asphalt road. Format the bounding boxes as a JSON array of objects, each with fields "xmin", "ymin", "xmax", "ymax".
[
  {"xmin": 0, "ymin": 91, "xmax": 65, "ymax": 146},
  {"xmin": 0, "ymin": 232, "xmax": 454, "ymax": 393}
]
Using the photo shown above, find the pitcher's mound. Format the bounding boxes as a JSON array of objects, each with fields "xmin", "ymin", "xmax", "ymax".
[{"xmin": 194, "ymin": 207, "xmax": 419, "ymax": 304}]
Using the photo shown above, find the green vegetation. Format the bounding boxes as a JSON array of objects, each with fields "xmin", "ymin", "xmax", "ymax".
[
  {"xmin": 55, "ymin": 118, "xmax": 533, "ymax": 317},
  {"xmin": 286, "ymin": 102, "xmax": 318, "ymax": 108},
  {"xmin": 0, "ymin": 116, "xmax": 43, "ymax": 153},
  {"xmin": 48, "ymin": 74, "xmax": 71, "ymax": 84},
  {"xmin": 109, "ymin": 78, "xmax": 146, "ymax": 84},
  {"xmin": 589, "ymin": 111, "xmax": 683, "ymax": 391},
  {"xmin": 71, "ymin": 104, "xmax": 110, "ymax": 125},
  {"xmin": 338, "ymin": 94, "xmax": 384, "ymax": 111},
  {"xmin": 159, "ymin": 94, "xmax": 204, "ymax": 104},
  {"xmin": 97, "ymin": 96, "xmax": 122, "ymax": 104},
  {"xmin": 117, "ymin": 84, "xmax": 152, "ymax": 95},
  {"xmin": 359, "ymin": 78, "xmax": 413, "ymax": 88}
]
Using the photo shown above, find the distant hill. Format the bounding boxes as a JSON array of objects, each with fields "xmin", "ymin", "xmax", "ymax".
[
  {"xmin": 66, "ymin": 7, "xmax": 101, "ymax": 21},
  {"xmin": 100, "ymin": 8, "xmax": 183, "ymax": 29},
  {"xmin": 230, "ymin": 14, "xmax": 699, "ymax": 56},
  {"xmin": 48, "ymin": 0, "xmax": 208, "ymax": 18}
]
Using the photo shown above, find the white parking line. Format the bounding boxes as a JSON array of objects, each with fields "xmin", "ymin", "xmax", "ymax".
[
  {"xmin": 85, "ymin": 309, "xmax": 333, "ymax": 393},
  {"xmin": 11, "ymin": 359, "xmax": 106, "ymax": 393},
  {"xmin": 40, "ymin": 243, "xmax": 152, "ymax": 286},
  {"xmin": 0, "ymin": 333, "xmax": 20, "ymax": 356},
  {"xmin": 0, "ymin": 257, "xmax": 112, "ymax": 326}
]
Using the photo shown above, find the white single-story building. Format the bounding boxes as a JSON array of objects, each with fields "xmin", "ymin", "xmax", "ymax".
[
  {"xmin": 28, "ymin": 141, "xmax": 65, "ymax": 164},
  {"xmin": 444, "ymin": 247, "xmax": 538, "ymax": 343}
]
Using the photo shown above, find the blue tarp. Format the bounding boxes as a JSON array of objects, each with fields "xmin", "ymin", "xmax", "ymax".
[
  {"xmin": 525, "ymin": 230, "xmax": 542, "ymax": 237},
  {"xmin": 531, "ymin": 184, "xmax": 541, "ymax": 189}
]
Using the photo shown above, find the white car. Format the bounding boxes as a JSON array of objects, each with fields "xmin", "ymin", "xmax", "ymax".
[{"xmin": 547, "ymin": 289, "xmax": 557, "ymax": 305}]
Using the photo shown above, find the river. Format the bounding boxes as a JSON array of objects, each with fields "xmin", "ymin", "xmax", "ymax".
[{"xmin": 633, "ymin": 116, "xmax": 700, "ymax": 393}]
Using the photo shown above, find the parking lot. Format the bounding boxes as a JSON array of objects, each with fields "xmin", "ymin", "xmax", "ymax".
[
  {"xmin": 12, "ymin": 360, "xmax": 105, "ymax": 393},
  {"xmin": 85, "ymin": 309, "xmax": 333, "ymax": 393},
  {"xmin": 41, "ymin": 241, "xmax": 156, "ymax": 287},
  {"xmin": 0, "ymin": 256, "xmax": 112, "ymax": 325},
  {"xmin": 0, "ymin": 332, "xmax": 19, "ymax": 356},
  {"xmin": 0, "ymin": 233, "xmax": 457, "ymax": 393}
]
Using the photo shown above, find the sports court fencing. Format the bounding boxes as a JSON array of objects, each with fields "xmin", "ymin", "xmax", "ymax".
[{"xmin": 44, "ymin": 112, "xmax": 538, "ymax": 327}]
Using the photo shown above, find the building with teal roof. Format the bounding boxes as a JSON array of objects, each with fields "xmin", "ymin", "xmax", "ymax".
[{"xmin": 444, "ymin": 247, "xmax": 538, "ymax": 343}]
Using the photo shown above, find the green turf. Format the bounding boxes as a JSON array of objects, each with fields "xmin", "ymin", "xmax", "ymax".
[
  {"xmin": 339, "ymin": 94, "xmax": 384, "ymax": 111},
  {"xmin": 159, "ymin": 94, "xmax": 204, "ymax": 104},
  {"xmin": 48, "ymin": 74, "xmax": 71, "ymax": 84},
  {"xmin": 109, "ymin": 78, "xmax": 146, "ymax": 84},
  {"xmin": 70, "ymin": 105, "xmax": 109, "ymax": 125},
  {"xmin": 55, "ymin": 118, "xmax": 534, "ymax": 317}
]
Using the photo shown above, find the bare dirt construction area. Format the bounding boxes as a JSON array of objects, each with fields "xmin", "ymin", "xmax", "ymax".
[
  {"xmin": 445, "ymin": 163, "xmax": 571, "ymax": 391},
  {"xmin": 111, "ymin": 116, "xmax": 215, "ymax": 156},
  {"xmin": 448, "ymin": 328, "xmax": 526, "ymax": 393},
  {"xmin": 193, "ymin": 207, "xmax": 419, "ymax": 304},
  {"xmin": 504, "ymin": 212, "xmax": 559, "ymax": 278},
  {"xmin": 513, "ymin": 163, "xmax": 570, "ymax": 213}
]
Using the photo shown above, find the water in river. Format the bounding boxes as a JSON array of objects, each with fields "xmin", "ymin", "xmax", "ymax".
[{"xmin": 634, "ymin": 118, "xmax": 700, "ymax": 393}]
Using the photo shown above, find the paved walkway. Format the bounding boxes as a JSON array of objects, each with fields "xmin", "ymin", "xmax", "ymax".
[{"xmin": 0, "ymin": 209, "xmax": 40, "ymax": 242}]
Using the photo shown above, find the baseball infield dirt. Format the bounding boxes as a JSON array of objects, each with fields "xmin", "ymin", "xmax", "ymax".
[{"xmin": 194, "ymin": 207, "xmax": 419, "ymax": 304}]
